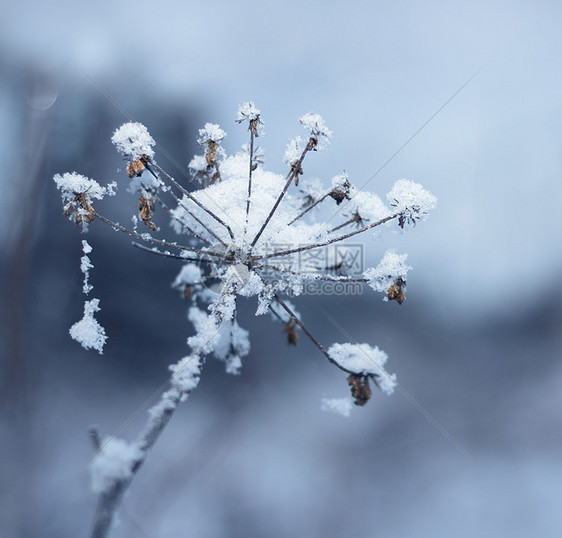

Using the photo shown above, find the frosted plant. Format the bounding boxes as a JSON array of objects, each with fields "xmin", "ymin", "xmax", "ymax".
[{"xmin": 54, "ymin": 102, "xmax": 436, "ymax": 538}]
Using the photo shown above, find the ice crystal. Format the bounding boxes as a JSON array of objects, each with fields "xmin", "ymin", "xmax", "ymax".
[{"xmin": 112, "ymin": 122, "xmax": 155, "ymax": 160}]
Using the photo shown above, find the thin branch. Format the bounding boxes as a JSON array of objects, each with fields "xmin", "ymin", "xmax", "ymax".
[
  {"xmin": 273, "ymin": 294, "xmax": 354, "ymax": 375},
  {"xmin": 132, "ymin": 242, "xmax": 226, "ymax": 264},
  {"xmin": 94, "ymin": 212, "xmax": 228, "ymax": 260},
  {"xmin": 327, "ymin": 216, "xmax": 356, "ymax": 234},
  {"xmin": 250, "ymin": 138, "xmax": 315, "ymax": 248},
  {"xmin": 145, "ymin": 160, "xmax": 235, "ymax": 241},
  {"xmin": 253, "ymin": 212, "xmax": 399, "ymax": 262},
  {"xmin": 254, "ymin": 263, "xmax": 368, "ymax": 283},
  {"xmin": 163, "ymin": 188, "xmax": 227, "ymax": 247},
  {"xmin": 244, "ymin": 125, "xmax": 256, "ymax": 231},
  {"xmin": 153, "ymin": 194, "xmax": 212, "ymax": 247},
  {"xmin": 287, "ymin": 192, "xmax": 330, "ymax": 226}
]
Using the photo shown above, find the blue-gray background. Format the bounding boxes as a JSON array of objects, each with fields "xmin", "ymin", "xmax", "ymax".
[{"xmin": 1, "ymin": 1, "xmax": 561, "ymax": 536}]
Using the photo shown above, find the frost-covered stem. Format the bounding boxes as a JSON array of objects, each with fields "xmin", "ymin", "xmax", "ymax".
[
  {"xmin": 328, "ymin": 217, "xmax": 355, "ymax": 234},
  {"xmin": 153, "ymin": 194, "xmax": 212, "ymax": 247},
  {"xmin": 89, "ymin": 384, "xmax": 186, "ymax": 538},
  {"xmin": 131, "ymin": 242, "xmax": 229, "ymax": 264},
  {"xmin": 287, "ymin": 192, "xmax": 330, "ymax": 226},
  {"xmin": 255, "ymin": 263, "xmax": 368, "ymax": 283},
  {"xmin": 273, "ymin": 294, "xmax": 354, "ymax": 375},
  {"xmin": 94, "ymin": 212, "xmax": 227, "ymax": 260},
  {"xmin": 250, "ymin": 139, "xmax": 314, "ymax": 248},
  {"xmin": 254, "ymin": 212, "xmax": 399, "ymax": 262},
  {"xmin": 245, "ymin": 128, "xmax": 255, "ymax": 227},
  {"xmin": 145, "ymin": 161, "xmax": 235, "ymax": 241},
  {"xmin": 90, "ymin": 329, "xmax": 218, "ymax": 538}
]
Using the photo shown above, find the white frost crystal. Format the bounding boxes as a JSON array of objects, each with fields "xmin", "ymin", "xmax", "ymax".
[
  {"xmin": 54, "ymin": 172, "xmax": 111, "ymax": 202},
  {"xmin": 331, "ymin": 172, "xmax": 349, "ymax": 191},
  {"xmin": 299, "ymin": 112, "xmax": 332, "ymax": 147},
  {"xmin": 284, "ymin": 136, "xmax": 306, "ymax": 164},
  {"xmin": 321, "ymin": 397, "xmax": 353, "ymax": 417},
  {"xmin": 111, "ymin": 122, "xmax": 155, "ymax": 160},
  {"xmin": 69, "ymin": 299, "xmax": 107, "ymax": 354},
  {"xmin": 237, "ymin": 101, "xmax": 261, "ymax": 122},
  {"xmin": 327, "ymin": 342, "xmax": 396, "ymax": 394},
  {"xmin": 364, "ymin": 250, "xmax": 411, "ymax": 295},
  {"xmin": 172, "ymin": 263, "xmax": 203, "ymax": 288},
  {"xmin": 80, "ymin": 240, "xmax": 94, "ymax": 295},
  {"xmin": 349, "ymin": 190, "xmax": 390, "ymax": 223},
  {"xmin": 197, "ymin": 123, "xmax": 226, "ymax": 145},
  {"xmin": 169, "ymin": 354, "xmax": 204, "ymax": 392},
  {"xmin": 387, "ymin": 178, "xmax": 437, "ymax": 219},
  {"xmin": 90, "ymin": 437, "xmax": 142, "ymax": 493},
  {"xmin": 188, "ymin": 154, "xmax": 208, "ymax": 174}
]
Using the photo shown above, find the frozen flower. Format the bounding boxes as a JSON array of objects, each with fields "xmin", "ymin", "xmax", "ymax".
[
  {"xmin": 299, "ymin": 112, "xmax": 332, "ymax": 148},
  {"xmin": 112, "ymin": 122, "xmax": 155, "ymax": 160}
]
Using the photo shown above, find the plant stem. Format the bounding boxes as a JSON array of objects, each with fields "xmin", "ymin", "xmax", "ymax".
[
  {"xmin": 254, "ymin": 263, "xmax": 368, "ymax": 283},
  {"xmin": 131, "ymin": 242, "xmax": 229, "ymax": 264},
  {"xmin": 89, "ymin": 356, "xmax": 203, "ymax": 538},
  {"xmin": 328, "ymin": 217, "xmax": 355, "ymax": 234},
  {"xmin": 250, "ymin": 138, "xmax": 314, "ymax": 248},
  {"xmin": 94, "ymin": 212, "xmax": 227, "ymax": 260},
  {"xmin": 163, "ymin": 188, "xmax": 227, "ymax": 247},
  {"xmin": 153, "ymin": 194, "xmax": 213, "ymax": 247},
  {"xmin": 146, "ymin": 161, "xmax": 235, "ymax": 241},
  {"xmin": 253, "ymin": 212, "xmax": 399, "ymax": 262},
  {"xmin": 245, "ymin": 127, "xmax": 255, "ymax": 230},
  {"xmin": 273, "ymin": 294, "xmax": 354, "ymax": 375},
  {"xmin": 287, "ymin": 192, "xmax": 330, "ymax": 226}
]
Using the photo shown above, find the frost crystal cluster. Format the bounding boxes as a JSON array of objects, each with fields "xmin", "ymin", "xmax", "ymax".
[{"xmin": 54, "ymin": 102, "xmax": 436, "ymax": 534}]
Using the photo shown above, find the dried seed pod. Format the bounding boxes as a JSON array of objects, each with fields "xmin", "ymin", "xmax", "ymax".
[
  {"xmin": 347, "ymin": 374, "xmax": 372, "ymax": 406},
  {"xmin": 65, "ymin": 193, "xmax": 96, "ymax": 226},
  {"xmin": 138, "ymin": 196, "xmax": 156, "ymax": 230},
  {"xmin": 329, "ymin": 179, "xmax": 351, "ymax": 204},
  {"xmin": 127, "ymin": 158, "xmax": 146, "ymax": 178},
  {"xmin": 387, "ymin": 278, "xmax": 406, "ymax": 304}
]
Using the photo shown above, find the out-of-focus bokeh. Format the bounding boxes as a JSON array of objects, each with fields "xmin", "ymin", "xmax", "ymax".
[{"xmin": 1, "ymin": 1, "xmax": 561, "ymax": 537}]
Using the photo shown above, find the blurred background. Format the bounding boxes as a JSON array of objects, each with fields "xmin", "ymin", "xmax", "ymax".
[{"xmin": 1, "ymin": 0, "xmax": 562, "ymax": 536}]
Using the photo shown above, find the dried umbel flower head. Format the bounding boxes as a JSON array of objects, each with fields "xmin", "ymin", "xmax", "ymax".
[
  {"xmin": 54, "ymin": 102, "xmax": 436, "ymax": 411},
  {"xmin": 54, "ymin": 172, "xmax": 116, "ymax": 231}
]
